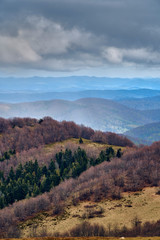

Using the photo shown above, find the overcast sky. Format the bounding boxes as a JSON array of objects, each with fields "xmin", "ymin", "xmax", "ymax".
[{"xmin": 0, "ymin": 0, "xmax": 160, "ymax": 77}]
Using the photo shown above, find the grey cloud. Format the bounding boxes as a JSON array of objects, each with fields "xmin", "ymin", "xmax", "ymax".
[
  {"xmin": 103, "ymin": 47, "xmax": 160, "ymax": 66},
  {"xmin": 0, "ymin": 0, "xmax": 160, "ymax": 74},
  {"xmin": 0, "ymin": 15, "xmax": 100, "ymax": 71},
  {"xmin": 21, "ymin": 16, "xmax": 95, "ymax": 55},
  {"xmin": 0, "ymin": 35, "xmax": 41, "ymax": 64}
]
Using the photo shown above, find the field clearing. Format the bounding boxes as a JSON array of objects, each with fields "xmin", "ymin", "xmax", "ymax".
[
  {"xmin": 21, "ymin": 187, "xmax": 160, "ymax": 237},
  {"xmin": 44, "ymin": 138, "xmax": 125, "ymax": 156}
]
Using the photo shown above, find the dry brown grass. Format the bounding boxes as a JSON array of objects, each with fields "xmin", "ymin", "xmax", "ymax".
[
  {"xmin": 44, "ymin": 138, "xmax": 125, "ymax": 159},
  {"xmin": 20, "ymin": 187, "xmax": 160, "ymax": 238}
]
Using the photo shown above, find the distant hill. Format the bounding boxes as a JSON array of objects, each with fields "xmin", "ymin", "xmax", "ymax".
[
  {"xmin": 142, "ymin": 109, "xmax": 160, "ymax": 122},
  {"xmin": 0, "ymin": 88, "xmax": 160, "ymax": 103},
  {"xmin": 0, "ymin": 98, "xmax": 159, "ymax": 133},
  {"xmin": 119, "ymin": 95, "xmax": 160, "ymax": 110},
  {"xmin": 125, "ymin": 122, "xmax": 160, "ymax": 144}
]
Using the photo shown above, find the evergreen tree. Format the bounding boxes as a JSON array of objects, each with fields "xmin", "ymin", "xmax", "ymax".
[
  {"xmin": 16, "ymin": 164, "xmax": 23, "ymax": 180},
  {"xmin": 0, "ymin": 195, "xmax": 5, "ymax": 209},
  {"xmin": 8, "ymin": 167, "xmax": 15, "ymax": 181},
  {"xmin": 32, "ymin": 183, "xmax": 40, "ymax": 197},
  {"xmin": 106, "ymin": 147, "xmax": 115, "ymax": 161},
  {"xmin": 79, "ymin": 137, "xmax": 83, "ymax": 144},
  {"xmin": 116, "ymin": 148, "xmax": 122, "ymax": 158},
  {"xmin": 56, "ymin": 151, "xmax": 63, "ymax": 167},
  {"xmin": 49, "ymin": 159, "xmax": 56, "ymax": 172}
]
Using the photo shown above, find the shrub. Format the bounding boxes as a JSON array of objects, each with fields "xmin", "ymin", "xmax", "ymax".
[{"xmin": 69, "ymin": 221, "xmax": 106, "ymax": 237}]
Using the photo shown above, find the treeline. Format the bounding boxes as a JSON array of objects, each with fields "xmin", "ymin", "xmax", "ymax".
[
  {"xmin": 55, "ymin": 220, "xmax": 160, "ymax": 238},
  {"xmin": 0, "ymin": 141, "xmax": 160, "ymax": 236},
  {"xmin": 0, "ymin": 146, "xmax": 119, "ymax": 209},
  {"xmin": 0, "ymin": 117, "xmax": 133, "ymax": 155}
]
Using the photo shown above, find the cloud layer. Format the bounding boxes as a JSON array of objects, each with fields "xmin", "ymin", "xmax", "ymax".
[{"xmin": 0, "ymin": 0, "xmax": 160, "ymax": 76}]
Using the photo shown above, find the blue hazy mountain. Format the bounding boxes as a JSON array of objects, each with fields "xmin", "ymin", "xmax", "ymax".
[
  {"xmin": 0, "ymin": 98, "xmax": 159, "ymax": 133},
  {"xmin": 0, "ymin": 88, "xmax": 160, "ymax": 104},
  {"xmin": 1, "ymin": 76, "xmax": 160, "ymax": 103},
  {"xmin": 118, "ymin": 95, "xmax": 160, "ymax": 110},
  {"xmin": 1, "ymin": 76, "xmax": 160, "ymax": 93},
  {"xmin": 0, "ymin": 89, "xmax": 160, "ymax": 103}
]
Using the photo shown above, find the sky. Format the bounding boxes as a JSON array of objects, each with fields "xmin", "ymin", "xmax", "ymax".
[{"xmin": 0, "ymin": 0, "xmax": 160, "ymax": 78}]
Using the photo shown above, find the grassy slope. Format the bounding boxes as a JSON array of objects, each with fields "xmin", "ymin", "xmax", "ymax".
[
  {"xmin": 20, "ymin": 187, "xmax": 160, "ymax": 237},
  {"xmin": 44, "ymin": 138, "xmax": 125, "ymax": 154}
]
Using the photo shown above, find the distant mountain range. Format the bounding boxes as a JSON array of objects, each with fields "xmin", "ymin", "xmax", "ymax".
[
  {"xmin": 0, "ymin": 88, "xmax": 160, "ymax": 103},
  {"xmin": 0, "ymin": 98, "xmax": 160, "ymax": 133},
  {"xmin": 1, "ymin": 76, "xmax": 160, "ymax": 93},
  {"xmin": 0, "ymin": 76, "xmax": 160, "ymax": 144}
]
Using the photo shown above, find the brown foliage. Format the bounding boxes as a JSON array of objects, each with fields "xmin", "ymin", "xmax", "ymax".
[
  {"xmin": 0, "ymin": 117, "xmax": 133, "ymax": 156},
  {"xmin": 91, "ymin": 131, "xmax": 108, "ymax": 143},
  {"xmin": 68, "ymin": 221, "xmax": 106, "ymax": 237},
  {"xmin": 106, "ymin": 132, "xmax": 134, "ymax": 147},
  {"xmin": 60, "ymin": 219, "xmax": 160, "ymax": 237}
]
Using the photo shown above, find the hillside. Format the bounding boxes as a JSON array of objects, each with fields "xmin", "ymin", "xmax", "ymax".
[
  {"xmin": 1, "ymin": 138, "xmax": 160, "ymax": 238},
  {"xmin": 0, "ymin": 138, "xmax": 123, "ymax": 209},
  {"xmin": 0, "ymin": 117, "xmax": 134, "ymax": 238},
  {"xmin": 1, "ymin": 118, "xmax": 160, "ymax": 238},
  {"xmin": 0, "ymin": 117, "xmax": 132, "ymax": 210},
  {"xmin": 0, "ymin": 98, "xmax": 158, "ymax": 133},
  {"xmin": 142, "ymin": 109, "xmax": 160, "ymax": 122},
  {"xmin": 125, "ymin": 122, "xmax": 160, "ymax": 144}
]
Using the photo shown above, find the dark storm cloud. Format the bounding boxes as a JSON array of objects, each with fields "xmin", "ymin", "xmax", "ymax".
[{"xmin": 0, "ymin": 0, "xmax": 160, "ymax": 74}]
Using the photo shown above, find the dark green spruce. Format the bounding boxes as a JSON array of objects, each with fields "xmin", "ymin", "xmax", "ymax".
[{"xmin": 0, "ymin": 147, "xmax": 121, "ymax": 209}]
